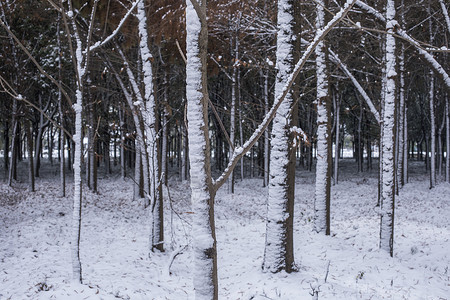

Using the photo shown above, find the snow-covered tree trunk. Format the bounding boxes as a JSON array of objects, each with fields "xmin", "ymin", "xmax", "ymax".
[
  {"xmin": 57, "ymin": 18, "xmax": 65, "ymax": 197},
  {"xmin": 439, "ymin": 0, "xmax": 450, "ymax": 34},
  {"xmin": 398, "ymin": 45, "xmax": 406, "ymax": 187},
  {"xmin": 186, "ymin": 0, "xmax": 218, "ymax": 298},
  {"xmin": 58, "ymin": 81, "xmax": 65, "ymax": 197},
  {"xmin": 65, "ymin": 0, "xmax": 99, "ymax": 282},
  {"xmin": 72, "ymin": 87, "xmax": 83, "ymax": 283},
  {"xmin": 181, "ymin": 122, "xmax": 188, "ymax": 181},
  {"xmin": 428, "ymin": 3, "xmax": 436, "ymax": 188},
  {"xmin": 334, "ymin": 92, "xmax": 340, "ymax": 185},
  {"xmin": 403, "ymin": 105, "xmax": 408, "ymax": 184},
  {"xmin": 314, "ymin": 0, "xmax": 332, "ymax": 235},
  {"xmin": 24, "ymin": 119, "xmax": 35, "ymax": 192},
  {"xmin": 119, "ymin": 108, "xmax": 126, "ymax": 179},
  {"xmin": 263, "ymin": 70, "xmax": 270, "ymax": 187},
  {"xmin": 238, "ymin": 69, "xmax": 244, "ymax": 181},
  {"xmin": 228, "ymin": 53, "xmax": 236, "ymax": 193},
  {"xmin": 427, "ymin": 4, "xmax": 437, "ymax": 183},
  {"xmin": 438, "ymin": 110, "xmax": 445, "ymax": 177},
  {"xmin": 379, "ymin": 0, "xmax": 397, "ymax": 257},
  {"xmin": 8, "ymin": 99, "xmax": 18, "ymax": 186},
  {"xmin": 137, "ymin": 0, "xmax": 163, "ymax": 253},
  {"xmin": 262, "ymin": 0, "xmax": 295, "ymax": 273},
  {"xmin": 161, "ymin": 71, "xmax": 169, "ymax": 185},
  {"xmin": 446, "ymin": 96, "xmax": 449, "ymax": 183}
]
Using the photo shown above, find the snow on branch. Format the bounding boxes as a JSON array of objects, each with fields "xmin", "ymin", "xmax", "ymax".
[
  {"xmin": 439, "ymin": 0, "xmax": 450, "ymax": 35},
  {"xmin": 213, "ymin": 0, "xmax": 358, "ymax": 191},
  {"xmin": 355, "ymin": 1, "xmax": 450, "ymax": 90},
  {"xmin": 329, "ymin": 48, "xmax": 380, "ymax": 124},
  {"xmin": 88, "ymin": 0, "xmax": 141, "ymax": 53}
]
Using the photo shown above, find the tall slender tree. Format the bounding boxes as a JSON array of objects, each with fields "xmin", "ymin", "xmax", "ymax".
[
  {"xmin": 379, "ymin": 0, "xmax": 397, "ymax": 257},
  {"xmin": 262, "ymin": 0, "xmax": 296, "ymax": 273}
]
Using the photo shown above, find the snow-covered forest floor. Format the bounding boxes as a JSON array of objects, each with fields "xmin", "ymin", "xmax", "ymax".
[{"xmin": 0, "ymin": 159, "xmax": 449, "ymax": 299}]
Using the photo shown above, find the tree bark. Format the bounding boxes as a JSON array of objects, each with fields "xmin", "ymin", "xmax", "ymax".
[
  {"xmin": 314, "ymin": 0, "xmax": 332, "ymax": 235},
  {"xmin": 262, "ymin": 0, "xmax": 296, "ymax": 273},
  {"xmin": 379, "ymin": 0, "xmax": 397, "ymax": 257},
  {"xmin": 186, "ymin": 0, "xmax": 218, "ymax": 298}
]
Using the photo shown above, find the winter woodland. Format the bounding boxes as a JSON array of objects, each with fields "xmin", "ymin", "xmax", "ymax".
[{"xmin": 0, "ymin": 0, "xmax": 449, "ymax": 299}]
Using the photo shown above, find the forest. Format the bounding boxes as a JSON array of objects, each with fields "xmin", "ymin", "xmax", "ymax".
[{"xmin": 0, "ymin": 0, "xmax": 449, "ymax": 299}]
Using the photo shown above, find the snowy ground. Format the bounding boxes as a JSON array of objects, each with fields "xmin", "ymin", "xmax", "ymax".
[{"xmin": 0, "ymin": 159, "xmax": 449, "ymax": 299}]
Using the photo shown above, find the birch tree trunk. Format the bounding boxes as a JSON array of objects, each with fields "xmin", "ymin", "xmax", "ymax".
[
  {"xmin": 186, "ymin": 0, "xmax": 218, "ymax": 297},
  {"xmin": 379, "ymin": 0, "xmax": 397, "ymax": 257},
  {"xmin": 314, "ymin": 0, "xmax": 332, "ymax": 235},
  {"xmin": 262, "ymin": 0, "xmax": 295, "ymax": 273}
]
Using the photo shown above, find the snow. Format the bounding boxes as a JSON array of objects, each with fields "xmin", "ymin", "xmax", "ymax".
[
  {"xmin": 1, "ymin": 160, "xmax": 449, "ymax": 299},
  {"xmin": 261, "ymin": 0, "xmax": 294, "ymax": 273},
  {"xmin": 355, "ymin": 0, "xmax": 450, "ymax": 90}
]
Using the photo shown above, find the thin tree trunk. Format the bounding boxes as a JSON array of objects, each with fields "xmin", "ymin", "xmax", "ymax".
[
  {"xmin": 3, "ymin": 120, "xmax": 9, "ymax": 178},
  {"xmin": 446, "ymin": 96, "xmax": 449, "ymax": 182},
  {"xmin": 314, "ymin": 0, "xmax": 331, "ymax": 235},
  {"xmin": 429, "ymin": 74, "xmax": 436, "ymax": 188},
  {"xmin": 334, "ymin": 93, "xmax": 340, "ymax": 184},
  {"xmin": 137, "ymin": 0, "xmax": 163, "ymax": 252},
  {"xmin": 379, "ymin": 0, "xmax": 396, "ymax": 257},
  {"xmin": 398, "ymin": 44, "xmax": 406, "ymax": 187},
  {"xmin": 8, "ymin": 100, "xmax": 18, "ymax": 186},
  {"xmin": 24, "ymin": 120, "xmax": 35, "ymax": 192},
  {"xmin": 263, "ymin": 70, "xmax": 270, "ymax": 187}
]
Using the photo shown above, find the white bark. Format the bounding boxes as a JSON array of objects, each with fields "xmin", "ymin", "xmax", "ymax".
[
  {"xmin": 263, "ymin": 70, "xmax": 270, "ymax": 187},
  {"xmin": 429, "ymin": 1, "xmax": 436, "ymax": 188},
  {"xmin": 57, "ymin": 20, "xmax": 65, "ymax": 197},
  {"xmin": 438, "ymin": 0, "xmax": 450, "ymax": 34},
  {"xmin": 186, "ymin": 1, "xmax": 217, "ymax": 298},
  {"xmin": 66, "ymin": 0, "xmax": 92, "ymax": 281},
  {"xmin": 137, "ymin": 0, "xmax": 163, "ymax": 252},
  {"xmin": 334, "ymin": 94, "xmax": 340, "ymax": 184},
  {"xmin": 314, "ymin": 0, "xmax": 331, "ymax": 235},
  {"xmin": 379, "ymin": 0, "xmax": 396, "ymax": 257},
  {"xmin": 446, "ymin": 97, "xmax": 449, "ymax": 182},
  {"xmin": 161, "ymin": 73, "xmax": 169, "ymax": 185},
  {"xmin": 229, "ymin": 45, "xmax": 236, "ymax": 193},
  {"xmin": 262, "ymin": 0, "xmax": 295, "ymax": 273},
  {"xmin": 429, "ymin": 73, "xmax": 436, "ymax": 188},
  {"xmin": 397, "ymin": 42, "xmax": 406, "ymax": 187}
]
